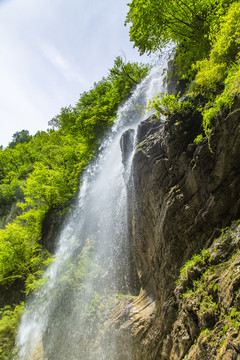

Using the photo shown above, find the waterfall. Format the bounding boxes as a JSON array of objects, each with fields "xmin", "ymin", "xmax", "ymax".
[{"xmin": 16, "ymin": 61, "xmax": 167, "ymax": 360}]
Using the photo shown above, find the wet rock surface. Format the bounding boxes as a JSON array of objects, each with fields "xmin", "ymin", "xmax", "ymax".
[
  {"xmin": 120, "ymin": 128, "xmax": 135, "ymax": 167},
  {"xmin": 116, "ymin": 101, "xmax": 240, "ymax": 359}
]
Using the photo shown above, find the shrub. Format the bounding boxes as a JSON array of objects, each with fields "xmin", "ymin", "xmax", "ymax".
[
  {"xmin": 146, "ymin": 92, "xmax": 191, "ymax": 118},
  {"xmin": 189, "ymin": 2, "xmax": 240, "ymax": 134},
  {"xmin": 0, "ymin": 303, "xmax": 24, "ymax": 359}
]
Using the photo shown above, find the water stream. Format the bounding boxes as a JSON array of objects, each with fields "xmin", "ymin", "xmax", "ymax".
[{"xmin": 16, "ymin": 61, "xmax": 167, "ymax": 360}]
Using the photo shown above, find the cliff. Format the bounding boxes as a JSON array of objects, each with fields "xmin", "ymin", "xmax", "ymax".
[
  {"xmin": 23, "ymin": 94, "xmax": 240, "ymax": 360},
  {"xmin": 109, "ymin": 98, "xmax": 240, "ymax": 359}
]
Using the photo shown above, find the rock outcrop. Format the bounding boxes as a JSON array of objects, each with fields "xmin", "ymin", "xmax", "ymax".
[
  {"xmin": 120, "ymin": 128, "xmax": 135, "ymax": 167},
  {"xmin": 116, "ymin": 99, "xmax": 240, "ymax": 359}
]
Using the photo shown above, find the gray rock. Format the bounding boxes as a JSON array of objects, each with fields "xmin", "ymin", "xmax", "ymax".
[
  {"xmin": 123, "ymin": 100, "xmax": 240, "ymax": 358},
  {"xmin": 120, "ymin": 128, "xmax": 135, "ymax": 167}
]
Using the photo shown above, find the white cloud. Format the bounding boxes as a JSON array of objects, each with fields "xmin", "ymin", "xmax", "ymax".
[{"xmin": 40, "ymin": 42, "xmax": 87, "ymax": 86}]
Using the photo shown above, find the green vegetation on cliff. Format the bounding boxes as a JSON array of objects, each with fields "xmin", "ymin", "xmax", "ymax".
[
  {"xmin": 126, "ymin": 0, "xmax": 236, "ymax": 73},
  {"xmin": 174, "ymin": 222, "xmax": 240, "ymax": 359},
  {"xmin": 127, "ymin": 0, "xmax": 240, "ymax": 138},
  {"xmin": 0, "ymin": 303, "xmax": 24, "ymax": 360}
]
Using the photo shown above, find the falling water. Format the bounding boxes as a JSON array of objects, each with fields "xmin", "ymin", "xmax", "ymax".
[{"xmin": 16, "ymin": 61, "xmax": 167, "ymax": 360}]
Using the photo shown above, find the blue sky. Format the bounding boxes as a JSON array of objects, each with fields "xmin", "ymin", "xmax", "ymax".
[{"xmin": 0, "ymin": 0, "xmax": 149, "ymax": 147}]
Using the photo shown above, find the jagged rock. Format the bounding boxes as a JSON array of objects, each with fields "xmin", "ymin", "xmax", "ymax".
[
  {"xmin": 112, "ymin": 99, "xmax": 240, "ymax": 359},
  {"xmin": 120, "ymin": 128, "xmax": 135, "ymax": 167}
]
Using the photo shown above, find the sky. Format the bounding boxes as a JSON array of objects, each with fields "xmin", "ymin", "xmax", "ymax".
[{"xmin": 0, "ymin": 0, "xmax": 150, "ymax": 147}]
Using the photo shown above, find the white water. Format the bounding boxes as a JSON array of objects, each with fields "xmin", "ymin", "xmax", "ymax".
[{"xmin": 16, "ymin": 62, "xmax": 166, "ymax": 360}]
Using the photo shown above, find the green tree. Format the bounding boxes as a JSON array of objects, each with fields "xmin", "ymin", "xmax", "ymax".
[
  {"xmin": 109, "ymin": 56, "xmax": 148, "ymax": 84},
  {"xmin": 8, "ymin": 130, "xmax": 31, "ymax": 148},
  {"xmin": 53, "ymin": 57, "xmax": 149, "ymax": 145},
  {"xmin": 125, "ymin": 0, "xmax": 235, "ymax": 74},
  {"xmin": 189, "ymin": 1, "xmax": 240, "ymax": 135}
]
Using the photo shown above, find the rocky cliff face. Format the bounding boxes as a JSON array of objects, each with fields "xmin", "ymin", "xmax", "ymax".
[
  {"xmin": 22, "ymin": 98, "xmax": 240, "ymax": 360},
  {"xmin": 114, "ymin": 99, "xmax": 240, "ymax": 359}
]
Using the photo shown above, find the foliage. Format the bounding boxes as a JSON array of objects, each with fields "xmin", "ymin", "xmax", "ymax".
[
  {"xmin": 194, "ymin": 134, "xmax": 204, "ymax": 145},
  {"xmin": 0, "ymin": 184, "xmax": 17, "ymax": 216},
  {"xmin": 176, "ymin": 223, "xmax": 240, "ymax": 359},
  {"xmin": 126, "ymin": 0, "xmax": 235, "ymax": 76},
  {"xmin": 126, "ymin": 1, "xmax": 240, "ymax": 140},
  {"xmin": 189, "ymin": 2, "xmax": 240, "ymax": 135},
  {"xmin": 8, "ymin": 130, "xmax": 31, "ymax": 149},
  {"xmin": 52, "ymin": 57, "xmax": 149, "ymax": 145},
  {"xmin": 146, "ymin": 92, "xmax": 191, "ymax": 118},
  {"xmin": 109, "ymin": 56, "xmax": 148, "ymax": 84},
  {"xmin": 0, "ymin": 207, "xmax": 52, "ymax": 287},
  {"xmin": 179, "ymin": 249, "xmax": 210, "ymax": 280},
  {"xmin": 21, "ymin": 163, "xmax": 75, "ymax": 209},
  {"xmin": 201, "ymin": 61, "xmax": 240, "ymax": 135},
  {"xmin": 127, "ymin": 0, "xmax": 240, "ymax": 152},
  {"xmin": 0, "ymin": 132, "xmax": 87, "ymax": 218},
  {"xmin": 0, "ymin": 303, "xmax": 24, "ymax": 359}
]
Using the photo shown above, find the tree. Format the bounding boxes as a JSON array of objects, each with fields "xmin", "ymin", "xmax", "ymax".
[
  {"xmin": 53, "ymin": 57, "xmax": 149, "ymax": 144},
  {"xmin": 109, "ymin": 56, "xmax": 149, "ymax": 85},
  {"xmin": 125, "ymin": 0, "xmax": 235, "ymax": 73},
  {"xmin": 8, "ymin": 130, "xmax": 31, "ymax": 148},
  {"xmin": 189, "ymin": 1, "xmax": 240, "ymax": 135}
]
